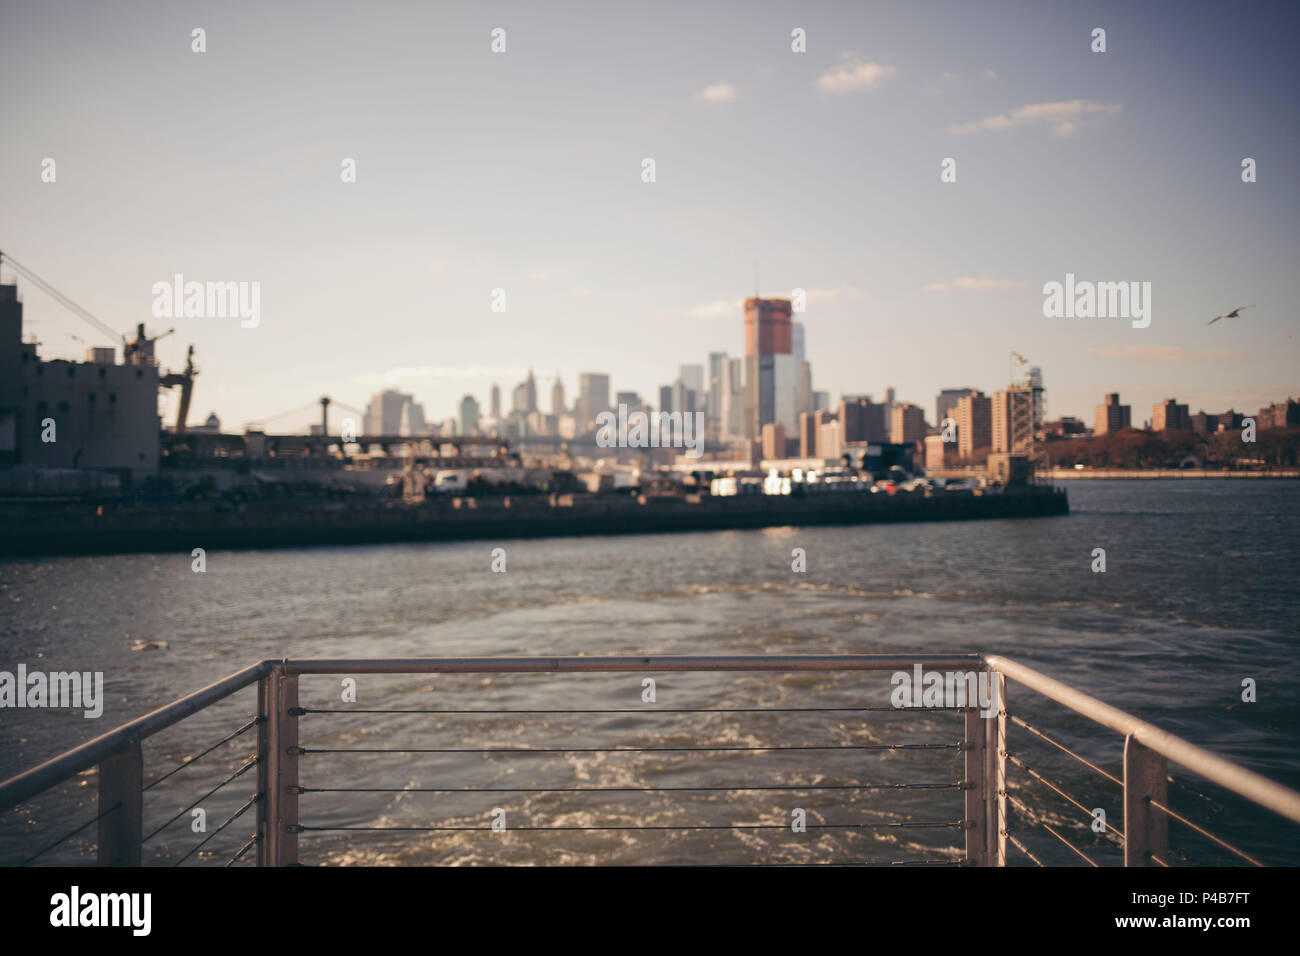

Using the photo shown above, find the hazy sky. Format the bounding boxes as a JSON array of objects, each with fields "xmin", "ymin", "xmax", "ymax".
[{"xmin": 2, "ymin": 0, "xmax": 1296, "ymax": 432}]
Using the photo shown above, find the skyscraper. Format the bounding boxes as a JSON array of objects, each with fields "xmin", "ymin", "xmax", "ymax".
[
  {"xmin": 956, "ymin": 392, "xmax": 992, "ymax": 459},
  {"xmin": 677, "ymin": 364, "xmax": 705, "ymax": 419},
  {"xmin": 576, "ymin": 373, "xmax": 611, "ymax": 429},
  {"xmin": 511, "ymin": 370, "xmax": 537, "ymax": 416},
  {"xmin": 365, "ymin": 389, "xmax": 426, "ymax": 436},
  {"xmin": 744, "ymin": 297, "xmax": 793, "ymax": 440},
  {"xmin": 490, "ymin": 383, "xmax": 501, "ymax": 419},
  {"xmin": 839, "ymin": 397, "xmax": 889, "ymax": 444},
  {"xmin": 719, "ymin": 357, "xmax": 744, "ymax": 440},
  {"xmin": 936, "ymin": 388, "xmax": 977, "ymax": 429},
  {"xmin": 793, "ymin": 322, "xmax": 813, "ymax": 422},
  {"xmin": 1152, "ymin": 399, "xmax": 1191, "ymax": 432},
  {"xmin": 551, "ymin": 373, "xmax": 566, "ymax": 416},
  {"xmin": 1095, "ymin": 393, "xmax": 1131, "ymax": 435},
  {"xmin": 707, "ymin": 352, "xmax": 726, "ymax": 424},
  {"xmin": 890, "ymin": 403, "xmax": 926, "ymax": 447},
  {"xmin": 459, "ymin": 394, "xmax": 481, "ymax": 435}
]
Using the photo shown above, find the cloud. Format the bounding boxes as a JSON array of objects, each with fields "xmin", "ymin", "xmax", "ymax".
[
  {"xmin": 816, "ymin": 59, "xmax": 897, "ymax": 94},
  {"xmin": 926, "ymin": 276, "xmax": 1027, "ymax": 292},
  {"xmin": 527, "ymin": 267, "xmax": 555, "ymax": 281},
  {"xmin": 694, "ymin": 82, "xmax": 738, "ymax": 103},
  {"xmin": 1086, "ymin": 346, "xmax": 1241, "ymax": 364},
  {"xmin": 687, "ymin": 299, "xmax": 742, "ymax": 319},
  {"xmin": 949, "ymin": 99, "xmax": 1122, "ymax": 137},
  {"xmin": 805, "ymin": 286, "xmax": 864, "ymax": 304},
  {"xmin": 984, "ymin": 69, "xmax": 998, "ymax": 80}
]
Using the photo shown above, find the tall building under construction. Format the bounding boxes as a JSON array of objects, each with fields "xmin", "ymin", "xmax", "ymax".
[{"xmin": 743, "ymin": 297, "xmax": 794, "ymax": 442}]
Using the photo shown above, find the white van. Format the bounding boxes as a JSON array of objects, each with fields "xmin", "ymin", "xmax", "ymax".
[{"xmin": 432, "ymin": 471, "xmax": 469, "ymax": 494}]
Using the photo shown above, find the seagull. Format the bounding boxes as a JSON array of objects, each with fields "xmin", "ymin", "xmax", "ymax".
[{"xmin": 1208, "ymin": 305, "xmax": 1253, "ymax": 325}]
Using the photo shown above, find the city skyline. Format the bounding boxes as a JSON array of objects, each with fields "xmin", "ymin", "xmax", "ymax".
[{"xmin": 1, "ymin": 0, "xmax": 1295, "ymax": 433}]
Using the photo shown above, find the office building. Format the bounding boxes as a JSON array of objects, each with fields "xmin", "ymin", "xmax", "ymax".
[
  {"xmin": 511, "ymin": 370, "xmax": 538, "ymax": 416},
  {"xmin": 761, "ymin": 422, "xmax": 787, "ymax": 461},
  {"xmin": 743, "ymin": 297, "xmax": 793, "ymax": 441},
  {"xmin": 1192, "ymin": 409, "xmax": 1244, "ymax": 433},
  {"xmin": 719, "ymin": 357, "xmax": 744, "ymax": 440},
  {"xmin": 707, "ymin": 352, "xmax": 726, "ymax": 423},
  {"xmin": 1152, "ymin": 398, "xmax": 1191, "ymax": 432},
  {"xmin": 551, "ymin": 374, "xmax": 565, "ymax": 416},
  {"xmin": 575, "ymin": 372, "xmax": 611, "ymax": 429},
  {"xmin": 924, "ymin": 433, "xmax": 957, "ymax": 471},
  {"xmin": 839, "ymin": 397, "xmax": 889, "ymax": 445},
  {"xmin": 799, "ymin": 408, "xmax": 837, "ymax": 458},
  {"xmin": 936, "ymin": 388, "xmax": 977, "ymax": 429},
  {"xmin": 459, "ymin": 394, "xmax": 481, "ymax": 435},
  {"xmin": 1094, "ymin": 393, "xmax": 1131, "ymax": 435},
  {"xmin": 890, "ymin": 403, "xmax": 927, "ymax": 447},
  {"xmin": 955, "ymin": 392, "xmax": 992, "ymax": 459},
  {"xmin": 365, "ymin": 389, "xmax": 427, "ymax": 436},
  {"xmin": 1256, "ymin": 398, "xmax": 1300, "ymax": 429}
]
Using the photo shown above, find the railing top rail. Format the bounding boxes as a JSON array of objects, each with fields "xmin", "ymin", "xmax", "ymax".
[
  {"xmin": 984, "ymin": 654, "xmax": 1300, "ymax": 826},
  {"xmin": 0, "ymin": 660, "xmax": 271, "ymax": 812},
  {"xmin": 277, "ymin": 654, "xmax": 987, "ymax": 675}
]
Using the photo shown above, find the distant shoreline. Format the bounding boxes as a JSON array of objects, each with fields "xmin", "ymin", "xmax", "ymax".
[{"xmin": 1043, "ymin": 469, "xmax": 1300, "ymax": 480}]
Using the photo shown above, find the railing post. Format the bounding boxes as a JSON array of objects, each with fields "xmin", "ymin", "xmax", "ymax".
[
  {"xmin": 97, "ymin": 737, "xmax": 142, "ymax": 866},
  {"xmin": 1123, "ymin": 734, "xmax": 1168, "ymax": 866},
  {"xmin": 964, "ymin": 702, "xmax": 988, "ymax": 867},
  {"xmin": 257, "ymin": 665, "xmax": 299, "ymax": 866},
  {"xmin": 984, "ymin": 670, "xmax": 1006, "ymax": 867}
]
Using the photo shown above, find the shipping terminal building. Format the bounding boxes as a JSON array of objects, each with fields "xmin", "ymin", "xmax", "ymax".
[{"xmin": 0, "ymin": 278, "xmax": 163, "ymax": 482}]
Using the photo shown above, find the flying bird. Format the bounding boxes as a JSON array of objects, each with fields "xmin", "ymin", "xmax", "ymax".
[{"xmin": 1208, "ymin": 305, "xmax": 1253, "ymax": 325}]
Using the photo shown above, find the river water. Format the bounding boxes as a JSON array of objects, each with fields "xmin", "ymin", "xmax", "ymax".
[{"xmin": 1, "ymin": 480, "xmax": 1297, "ymax": 866}]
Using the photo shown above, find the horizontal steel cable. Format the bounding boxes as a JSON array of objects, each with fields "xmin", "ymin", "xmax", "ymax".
[
  {"xmin": 293, "ymin": 706, "xmax": 959, "ymax": 715},
  {"xmin": 297, "ymin": 742, "xmax": 958, "ymax": 754},
  {"xmin": 295, "ymin": 821, "xmax": 963, "ymax": 833},
  {"xmin": 296, "ymin": 782, "xmax": 961, "ymax": 795}
]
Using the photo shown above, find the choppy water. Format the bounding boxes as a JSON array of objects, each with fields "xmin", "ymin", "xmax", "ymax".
[{"xmin": 1, "ymin": 480, "xmax": 1297, "ymax": 865}]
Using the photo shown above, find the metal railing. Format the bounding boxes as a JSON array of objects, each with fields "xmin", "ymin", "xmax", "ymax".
[
  {"xmin": 1, "ymin": 654, "xmax": 1297, "ymax": 866},
  {"xmin": 985, "ymin": 655, "xmax": 1300, "ymax": 867}
]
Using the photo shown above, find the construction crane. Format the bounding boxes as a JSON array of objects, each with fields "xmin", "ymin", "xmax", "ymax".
[
  {"xmin": 160, "ymin": 345, "xmax": 198, "ymax": 434},
  {"xmin": 2, "ymin": 252, "xmax": 201, "ymax": 431}
]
